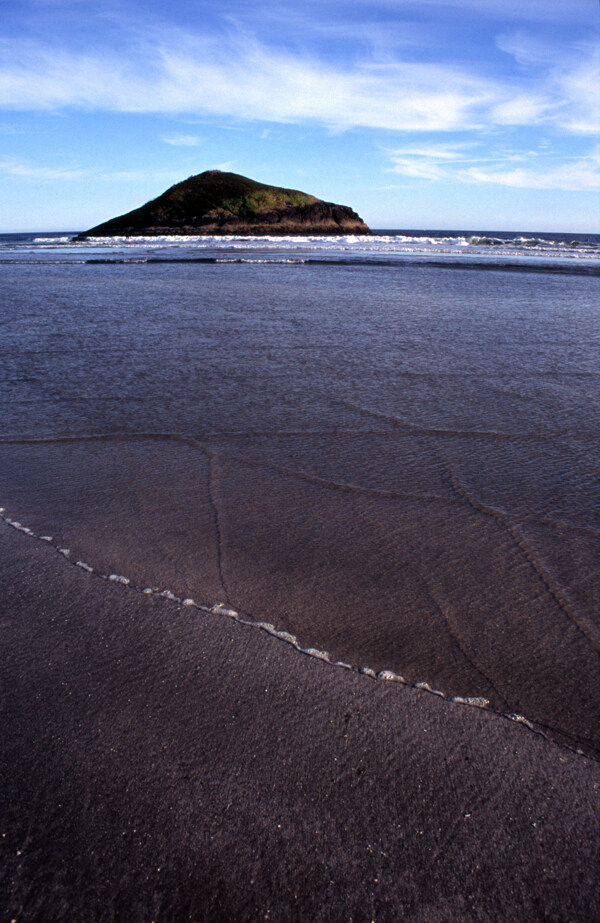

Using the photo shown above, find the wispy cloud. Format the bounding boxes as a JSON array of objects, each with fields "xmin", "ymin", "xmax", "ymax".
[
  {"xmin": 497, "ymin": 34, "xmax": 600, "ymax": 135},
  {"xmin": 0, "ymin": 159, "xmax": 90, "ymax": 180},
  {"xmin": 0, "ymin": 14, "xmax": 597, "ymax": 139},
  {"xmin": 162, "ymin": 133, "xmax": 202, "ymax": 146},
  {"xmin": 463, "ymin": 152, "xmax": 600, "ymax": 191},
  {"xmin": 490, "ymin": 95, "xmax": 556, "ymax": 126},
  {"xmin": 386, "ymin": 142, "xmax": 474, "ymax": 180},
  {"xmin": 553, "ymin": 54, "xmax": 600, "ymax": 135},
  {"xmin": 0, "ymin": 159, "xmax": 183, "ymax": 183},
  {"xmin": 388, "ymin": 144, "xmax": 600, "ymax": 191},
  {"xmin": 0, "ymin": 32, "xmax": 508, "ymax": 132}
]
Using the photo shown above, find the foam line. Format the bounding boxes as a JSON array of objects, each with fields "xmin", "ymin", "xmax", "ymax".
[
  {"xmin": 415, "ymin": 682, "xmax": 446, "ymax": 697},
  {"xmin": 378, "ymin": 670, "xmax": 406, "ymax": 683},
  {"xmin": 300, "ymin": 648, "xmax": 331, "ymax": 662},
  {"xmin": 452, "ymin": 696, "xmax": 491, "ymax": 708},
  {"xmin": 0, "ymin": 504, "xmax": 591, "ymax": 761},
  {"xmin": 108, "ymin": 574, "xmax": 130, "ymax": 585}
]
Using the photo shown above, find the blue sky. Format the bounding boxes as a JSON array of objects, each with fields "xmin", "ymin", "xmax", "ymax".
[{"xmin": 1, "ymin": 0, "xmax": 599, "ymax": 232}]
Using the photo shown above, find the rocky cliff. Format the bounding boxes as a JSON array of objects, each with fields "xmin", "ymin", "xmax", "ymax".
[{"xmin": 77, "ymin": 170, "xmax": 371, "ymax": 237}]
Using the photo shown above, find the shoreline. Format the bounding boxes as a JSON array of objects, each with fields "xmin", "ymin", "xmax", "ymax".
[
  {"xmin": 1, "ymin": 517, "xmax": 599, "ymax": 921},
  {"xmin": 1, "ymin": 501, "xmax": 593, "ymax": 764},
  {"xmin": 1, "ymin": 431, "xmax": 598, "ymax": 766}
]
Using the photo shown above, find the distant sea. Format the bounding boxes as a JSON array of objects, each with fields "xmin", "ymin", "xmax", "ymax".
[
  {"xmin": 2, "ymin": 228, "xmax": 600, "ymax": 756},
  {"xmin": 1, "ymin": 228, "xmax": 599, "ymax": 271}
]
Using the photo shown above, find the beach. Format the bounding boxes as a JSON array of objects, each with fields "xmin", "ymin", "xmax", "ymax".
[
  {"xmin": 1, "ymin": 231, "xmax": 599, "ymax": 919},
  {"xmin": 2, "ymin": 519, "xmax": 599, "ymax": 921}
]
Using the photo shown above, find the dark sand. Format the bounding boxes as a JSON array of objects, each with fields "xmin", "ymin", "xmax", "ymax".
[
  {"xmin": 2, "ymin": 437, "xmax": 599, "ymax": 762},
  {"xmin": 1, "ymin": 520, "xmax": 599, "ymax": 922}
]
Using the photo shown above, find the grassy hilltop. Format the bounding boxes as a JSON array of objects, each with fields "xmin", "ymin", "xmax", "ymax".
[{"xmin": 176, "ymin": 171, "xmax": 321, "ymax": 218}]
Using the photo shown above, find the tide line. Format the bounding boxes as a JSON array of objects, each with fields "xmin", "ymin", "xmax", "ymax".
[{"xmin": 0, "ymin": 504, "xmax": 591, "ymax": 761}]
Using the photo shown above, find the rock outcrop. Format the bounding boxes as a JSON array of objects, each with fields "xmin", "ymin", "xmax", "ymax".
[{"xmin": 77, "ymin": 170, "xmax": 371, "ymax": 237}]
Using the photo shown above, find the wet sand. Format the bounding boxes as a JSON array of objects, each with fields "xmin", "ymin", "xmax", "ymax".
[
  {"xmin": 1, "ymin": 520, "xmax": 599, "ymax": 922},
  {"xmin": 2, "ymin": 257, "xmax": 600, "ymax": 920},
  {"xmin": 1, "ymin": 436, "xmax": 599, "ymax": 761}
]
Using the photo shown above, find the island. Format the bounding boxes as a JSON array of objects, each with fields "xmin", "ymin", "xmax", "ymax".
[{"xmin": 77, "ymin": 170, "xmax": 371, "ymax": 237}]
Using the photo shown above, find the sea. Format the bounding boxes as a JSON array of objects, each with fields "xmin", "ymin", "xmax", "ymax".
[{"xmin": 1, "ymin": 228, "xmax": 600, "ymax": 756}]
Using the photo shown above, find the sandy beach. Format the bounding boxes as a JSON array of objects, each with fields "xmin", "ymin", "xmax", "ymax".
[
  {"xmin": 2, "ymin": 518, "xmax": 599, "ymax": 921},
  {"xmin": 1, "ymin": 241, "xmax": 599, "ymax": 920}
]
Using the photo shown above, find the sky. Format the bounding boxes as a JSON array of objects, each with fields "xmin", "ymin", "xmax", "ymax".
[{"xmin": 1, "ymin": 0, "xmax": 599, "ymax": 232}]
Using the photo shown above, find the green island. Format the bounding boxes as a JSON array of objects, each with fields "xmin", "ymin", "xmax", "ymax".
[{"xmin": 77, "ymin": 170, "xmax": 371, "ymax": 237}]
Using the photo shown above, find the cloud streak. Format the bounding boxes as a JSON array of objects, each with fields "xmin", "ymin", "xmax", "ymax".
[
  {"xmin": 388, "ymin": 143, "xmax": 600, "ymax": 191},
  {"xmin": 163, "ymin": 133, "xmax": 202, "ymax": 146},
  {"xmin": 1, "ymin": 22, "xmax": 596, "ymax": 141},
  {"xmin": 0, "ymin": 34, "xmax": 499, "ymax": 132},
  {"xmin": 0, "ymin": 159, "xmax": 183, "ymax": 183},
  {"xmin": 2, "ymin": 24, "xmax": 595, "ymax": 137},
  {"xmin": 497, "ymin": 34, "xmax": 600, "ymax": 135}
]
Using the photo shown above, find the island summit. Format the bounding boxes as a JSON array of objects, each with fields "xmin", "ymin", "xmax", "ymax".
[{"xmin": 77, "ymin": 170, "xmax": 371, "ymax": 237}]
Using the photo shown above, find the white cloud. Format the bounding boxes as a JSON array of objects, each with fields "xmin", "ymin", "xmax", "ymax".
[
  {"xmin": 214, "ymin": 159, "xmax": 236, "ymax": 171},
  {"xmin": 463, "ymin": 154, "xmax": 600, "ymax": 191},
  {"xmin": 491, "ymin": 95, "xmax": 555, "ymax": 126},
  {"xmin": 0, "ymin": 159, "xmax": 182, "ymax": 183},
  {"xmin": 389, "ymin": 145, "xmax": 600, "ymax": 191},
  {"xmin": 0, "ymin": 20, "xmax": 597, "ymax": 139},
  {"xmin": 0, "ymin": 159, "xmax": 89, "ymax": 180},
  {"xmin": 0, "ymin": 33, "xmax": 497, "ymax": 132},
  {"xmin": 553, "ymin": 55, "xmax": 600, "ymax": 135},
  {"xmin": 387, "ymin": 141, "xmax": 475, "ymax": 160},
  {"xmin": 162, "ymin": 133, "xmax": 202, "ymax": 146},
  {"xmin": 497, "ymin": 35, "xmax": 600, "ymax": 134}
]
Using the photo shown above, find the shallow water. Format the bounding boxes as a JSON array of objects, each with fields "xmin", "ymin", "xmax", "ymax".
[{"xmin": 1, "ymin": 232, "xmax": 599, "ymax": 756}]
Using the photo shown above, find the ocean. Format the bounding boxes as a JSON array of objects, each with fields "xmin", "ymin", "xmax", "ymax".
[{"xmin": 1, "ymin": 228, "xmax": 600, "ymax": 757}]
